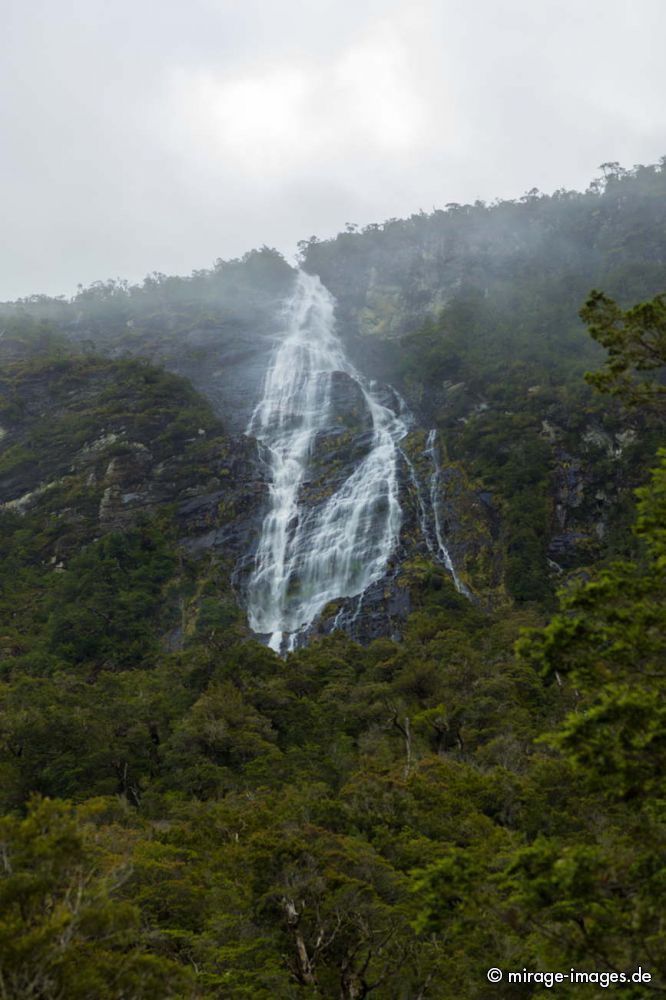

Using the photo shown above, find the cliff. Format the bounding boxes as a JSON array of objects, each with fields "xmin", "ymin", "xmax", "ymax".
[{"xmin": 0, "ymin": 346, "xmax": 267, "ymax": 663}]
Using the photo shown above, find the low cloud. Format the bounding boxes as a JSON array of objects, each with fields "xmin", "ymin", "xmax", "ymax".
[{"xmin": 1, "ymin": 0, "xmax": 664, "ymax": 298}]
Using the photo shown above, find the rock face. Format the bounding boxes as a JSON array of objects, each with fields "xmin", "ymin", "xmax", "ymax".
[
  {"xmin": 125, "ymin": 317, "xmax": 282, "ymax": 435},
  {"xmin": 0, "ymin": 348, "xmax": 489, "ymax": 651},
  {"xmin": 293, "ymin": 243, "xmax": 648, "ymax": 604},
  {"xmin": 4, "ymin": 246, "xmax": 631, "ymax": 642},
  {"xmin": 298, "ymin": 371, "xmax": 375, "ymax": 508},
  {"xmin": 3, "ymin": 170, "xmax": 665, "ymax": 638},
  {"xmin": 547, "ymin": 427, "xmax": 637, "ymax": 567},
  {"xmin": 0, "ymin": 353, "xmax": 268, "ymax": 643},
  {"xmin": 291, "ymin": 423, "xmax": 506, "ymax": 646},
  {"xmin": 0, "ymin": 261, "xmax": 613, "ymax": 645},
  {"xmin": 0, "ymin": 267, "xmax": 510, "ymax": 648}
]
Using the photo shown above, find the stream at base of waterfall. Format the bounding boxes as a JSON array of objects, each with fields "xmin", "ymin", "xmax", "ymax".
[{"xmin": 245, "ymin": 270, "xmax": 465, "ymax": 653}]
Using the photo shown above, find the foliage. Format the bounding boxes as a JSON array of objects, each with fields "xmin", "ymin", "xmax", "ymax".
[
  {"xmin": 46, "ymin": 523, "xmax": 176, "ymax": 668},
  {"xmin": 582, "ymin": 289, "xmax": 666, "ymax": 412},
  {"xmin": 0, "ymin": 796, "xmax": 190, "ymax": 999},
  {"xmin": 1, "ymin": 175, "xmax": 666, "ymax": 994}
]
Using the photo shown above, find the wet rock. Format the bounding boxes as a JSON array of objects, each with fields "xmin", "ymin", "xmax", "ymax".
[{"xmin": 0, "ymin": 355, "xmax": 269, "ymax": 642}]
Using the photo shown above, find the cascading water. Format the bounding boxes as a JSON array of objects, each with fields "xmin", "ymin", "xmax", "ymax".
[
  {"xmin": 246, "ymin": 270, "xmax": 409, "ymax": 653},
  {"xmin": 425, "ymin": 430, "xmax": 471, "ymax": 597}
]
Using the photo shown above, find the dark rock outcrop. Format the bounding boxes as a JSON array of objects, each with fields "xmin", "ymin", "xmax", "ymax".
[{"xmin": 0, "ymin": 352, "xmax": 268, "ymax": 642}]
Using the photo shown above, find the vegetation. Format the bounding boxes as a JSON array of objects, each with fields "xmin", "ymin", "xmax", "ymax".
[
  {"xmin": 1, "ymin": 164, "xmax": 665, "ymax": 996},
  {"xmin": 581, "ymin": 289, "xmax": 666, "ymax": 412},
  {"xmin": 302, "ymin": 161, "xmax": 666, "ymax": 602}
]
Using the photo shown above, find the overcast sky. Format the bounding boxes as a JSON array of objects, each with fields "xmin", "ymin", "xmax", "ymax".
[{"xmin": 2, "ymin": 0, "xmax": 665, "ymax": 299}]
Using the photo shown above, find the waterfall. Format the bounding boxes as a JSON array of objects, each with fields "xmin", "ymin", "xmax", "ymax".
[
  {"xmin": 425, "ymin": 429, "xmax": 470, "ymax": 597},
  {"xmin": 246, "ymin": 270, "xmax": 409, "ymax": 653}
]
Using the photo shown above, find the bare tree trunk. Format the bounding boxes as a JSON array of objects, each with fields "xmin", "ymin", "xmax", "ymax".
[{"xmin": 282, "ymin": 898, "xmax": 317, "ymax": 987}]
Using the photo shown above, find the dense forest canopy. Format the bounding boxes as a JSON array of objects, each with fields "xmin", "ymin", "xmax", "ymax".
[{"xmin": 0, "ymin": 160, "xmax": 665, "ymax": 997}]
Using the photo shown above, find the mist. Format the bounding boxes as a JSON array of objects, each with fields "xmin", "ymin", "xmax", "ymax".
[{"xmin": 2, "ymin": 0, "xmax": 665, "ymax": 299}]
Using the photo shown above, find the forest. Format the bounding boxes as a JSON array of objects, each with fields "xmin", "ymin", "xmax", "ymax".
[{"xmin": 0, "ymin": 161, "xmax": 665, "ymax": 998}]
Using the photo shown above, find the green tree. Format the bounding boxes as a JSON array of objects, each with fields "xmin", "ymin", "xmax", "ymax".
[
  {"xmin": 581, "ymin": 289, "xmax": 666, "ymax": 411},
  {"xmin": 0, "ymin": 797, "xmax": 191, "ymax": 999}
]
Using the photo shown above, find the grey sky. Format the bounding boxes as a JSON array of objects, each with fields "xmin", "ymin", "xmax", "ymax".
[{"xmin": 2, "ymin": 0, "xmax": 665, "ymax": 299}]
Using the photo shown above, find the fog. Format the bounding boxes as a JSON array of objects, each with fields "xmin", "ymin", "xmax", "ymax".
[{"xmin": 2, "ymin": 0, "xmax": 665, "ymax": 299}]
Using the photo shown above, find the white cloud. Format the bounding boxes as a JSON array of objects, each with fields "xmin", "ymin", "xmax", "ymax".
[
  {"xmin": 168, "ymin": 20, "xmax": 429, "ymax": 186},
  {"xmin": 0, "ymin": 0, "xmax": 664, "ymax": 297}
]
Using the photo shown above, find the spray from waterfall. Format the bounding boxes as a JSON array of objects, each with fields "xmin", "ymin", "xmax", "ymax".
[
  {"xmin": 245, "ymin": 270, "xmax": 408, "ymax": 653},
  {"xmin": 245, "ymin": 271, "xmax": 469, "ymax": 652}
]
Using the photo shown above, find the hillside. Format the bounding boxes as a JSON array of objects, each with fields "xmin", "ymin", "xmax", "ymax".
[
  {"xmin": 0, "ymin": 161, "xmax": 665, "ymax": 998},
  {"xmin": 3, "ymin": 163, "xmax": 665, "ymax": 611}
]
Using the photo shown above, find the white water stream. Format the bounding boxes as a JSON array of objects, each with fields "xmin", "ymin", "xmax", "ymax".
[
  {"xmin": 246, "ymin": 271, "xmax": 408, "ymax": 651},
  {"xmin": 246, "ymin": 270, "xmax": 465, "ymax": 652},
  {"xmin": 425, "ymin": 430, "xmax": 471, "ymax": 597}
]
